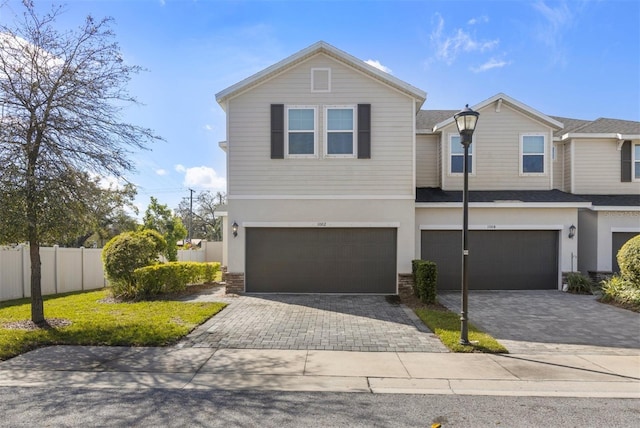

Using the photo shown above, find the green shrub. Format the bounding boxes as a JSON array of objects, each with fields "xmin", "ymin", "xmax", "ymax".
[
  {"xmin": 132, "ymin": 262, "xmax": 220, "ymax": 299},
  {"xmin": 413, "ymin": 260, "xmax": 437, "ymax": 304},
  {"xmin": 617, "ymin": 235, "xmax": 640, "ymax": 286},
  {"xmin": 566, "ymin": 272, "xmax": 594, "ymax": 294},
  {"xmin": 102, "ymin": 230, "xmax": 167, "ymax": 298},
  {"xmin": 600, "ymin": 275, "xmax": 640, "ymax": 311},
  {"xmin": 411, "ymin": 259, "xmax": 421, "ymax": 297}
]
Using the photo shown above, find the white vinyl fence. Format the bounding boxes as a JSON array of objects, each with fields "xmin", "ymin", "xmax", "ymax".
[{"xmin": 0, "ymin": 241, "xmax": 223, "ymax": 302}]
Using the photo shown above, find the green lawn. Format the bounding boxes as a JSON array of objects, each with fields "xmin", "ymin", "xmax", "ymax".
[
  {"xmin": 0, "ymin": 289, "xmax": 226, "ymax": 361},
  {"xmin": 415, "ymin": 307, "xmax": 508, "ymax": 353}
]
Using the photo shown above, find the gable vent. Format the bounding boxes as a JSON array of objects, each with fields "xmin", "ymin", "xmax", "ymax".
[{"xmin": 311, "ymin": 68, "xmax": 331, "ymax": 92}]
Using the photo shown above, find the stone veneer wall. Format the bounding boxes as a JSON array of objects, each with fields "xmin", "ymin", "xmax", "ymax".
[
  {"xmin": 225, "ymin": 272, "xmax": 245, "ymax": 294},
  {"xmin": 398, "ymin": 273, "xmax": 413, "ymax": 294}
]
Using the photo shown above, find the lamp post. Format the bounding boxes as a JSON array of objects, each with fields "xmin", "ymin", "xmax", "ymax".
[{"xmin": 453, "ymin": 104, "xmax": 479, "ymax": 345}]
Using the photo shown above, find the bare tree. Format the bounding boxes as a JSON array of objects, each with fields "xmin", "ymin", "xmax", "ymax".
[
  {"xmin": 0, "ymin": 2, "xmax": 160, "ymax": 324},
  {"xmin": 176, "ymin": 191, "xmax": 226, "ymax": 242}
]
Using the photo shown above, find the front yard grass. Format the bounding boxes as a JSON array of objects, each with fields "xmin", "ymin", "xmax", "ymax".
[
  {"xmin": 414, "ymin": 307, "xmax": 508, "ymax": 353},
  {"xmin": 0, "ymin": 289, "xmax": 226, "ymax": 361}
]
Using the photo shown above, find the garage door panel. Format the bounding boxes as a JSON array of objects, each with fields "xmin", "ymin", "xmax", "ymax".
[
  {"xmin": 612, "ymin": 232, "xmax": 638, "ymax": 274},
  {"xmin": 246, "ymin": 228, "xmax": 396, "ymax": 293},
  {"xmin": 421, "ymin": 230, "xmax": 558, "ymax": 290}
]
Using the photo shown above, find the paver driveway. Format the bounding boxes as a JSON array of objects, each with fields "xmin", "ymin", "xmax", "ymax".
[
  {"xmin": 178, "ymin": 293, "xmax": 448, "ymax": 353},
  {"xmin": 438, "ymin": 291, "xmax": 640, "ymax": 355}
]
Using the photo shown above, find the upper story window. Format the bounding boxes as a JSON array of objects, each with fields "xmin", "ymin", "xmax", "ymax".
[
  {"xmin": 286, "ymin": 106, "xmax": 317, "ymax": 157},
  {"xmin": 521, "ymin": 134, "xmax": 546, "ymax": 174},
  {"xmin": 634, "ymin": 143, "xmax": 640, "ymax": 180},
  {"xmin": 325, "ymin": 106, "xmax": 355, "ymax": 157},
  {"xmin": 449, "ymin": 134, "xmax": 474, "ymax": 174}
]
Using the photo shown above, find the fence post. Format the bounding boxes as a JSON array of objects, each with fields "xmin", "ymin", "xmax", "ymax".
[
  {"xmin": 81, "ymin": 246, "xmax": 85, "ymax": 291},
  {"xmin": 53, "ymin": 244, "xmax": 59, "ymax": 294},
  {"xmin": 21, "ymin": 245, "xmax": 27, "ymax": 298}
]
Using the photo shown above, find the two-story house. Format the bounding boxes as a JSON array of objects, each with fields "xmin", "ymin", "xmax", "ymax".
[{"xmin": 216, "ymin": 41, "xmax": 639, "ymax": 294}]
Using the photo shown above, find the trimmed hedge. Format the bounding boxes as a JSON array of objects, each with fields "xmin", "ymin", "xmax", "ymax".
[
  {"xmin": 132, "ymin": 262, "xmax": 221, "ymax": 299},
  {"xmin": 412, "ymin": 259, "xmax": 438, "ymax": 304}
]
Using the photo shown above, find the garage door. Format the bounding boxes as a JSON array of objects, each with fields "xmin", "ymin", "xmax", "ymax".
[
  {"xmin": 612, "ymin": 232, "xmax": 639, "ymax": 274},
  {"xmin": 246, "ymin": 228, "xmax": 397, "ymax": 293},
  {"xmin": 421, "ymin": 230, "xmax": 559, "ymax": 290}
]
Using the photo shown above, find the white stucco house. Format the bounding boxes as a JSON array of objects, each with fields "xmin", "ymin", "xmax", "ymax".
[{"xmin": 215, "ymin": 41, "xmax": 640, "ymax": 294}]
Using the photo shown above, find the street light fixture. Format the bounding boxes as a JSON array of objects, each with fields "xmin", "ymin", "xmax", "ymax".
[{"xmin": 453, "ymin": 104, "xmax": 479, "ymax": 345}]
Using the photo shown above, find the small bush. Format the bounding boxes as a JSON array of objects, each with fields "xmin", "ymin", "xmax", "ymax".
[
  {"xmin": 413, "ymin": 260, "xmax": 438, "ymax": 304},
  {"xmin": 102, "ymin": 230, "xmax": 167, "ymax": 298},
  {"xmin": 132, "ymin": 262, "xmax": 220, "ymax": 299},
  {"xmin": 566, "ymin": 272, "xmax": 594, "ymax": 294},
  {"xmin": 617, "ymin": 235, "xmax": 640, "ymax": 286},
  {"xmin": 411, "ymin": 259, "xmax": 421, "ymax": 296},
  {"xmin": 600, "ymin": 275, "xmax": 640, "ymax": 311}
]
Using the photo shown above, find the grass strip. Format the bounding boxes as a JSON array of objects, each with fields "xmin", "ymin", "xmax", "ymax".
[
  {"xmin": 0, "ymin": 289, "xmax": 226, "ymax": 361},
  {"xmin": 415, "ymin": 306, "xmax": 508, "ymax": 353}
]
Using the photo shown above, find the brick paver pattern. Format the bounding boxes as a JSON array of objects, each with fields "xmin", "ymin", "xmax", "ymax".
[{"xmin": 179, "ymin": 294, "xmax": 448, "ymax": 353}]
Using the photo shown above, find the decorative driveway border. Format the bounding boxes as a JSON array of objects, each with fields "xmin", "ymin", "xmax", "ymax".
[{"xmin": 177, "ymin": 294, "xmax": 448, "ymax": 353}]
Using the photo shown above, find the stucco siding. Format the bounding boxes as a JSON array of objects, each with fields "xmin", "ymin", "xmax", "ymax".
[
  {"xmin": 416, "ymin": 134, "xmax": 439, "ymax": 187},
  {"xmin": 441, "ymin": 104, "xmax": 554, "ymax": 191},
  {"xmin": 226, "ymin": 198, "xmax": 415, "ymax": 276},
  {"xmin": 595, "ymin": 210, "xmax": 640, "ymax": 271},
  {"xmin": 577, "ymin": 209, "xmax": 598, "ymax": 274},
  {"xmin": 572, "ymin": 138, "xmax": 640, "ymax": 194},
  {"xmin": 226, "ymin": 53, "xmax": 415, "ymax": 197}
]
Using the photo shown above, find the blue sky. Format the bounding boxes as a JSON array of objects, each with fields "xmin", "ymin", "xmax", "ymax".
[{"xmin": 2, "ymin": 0, "xmax": 639, "ymax": 213}]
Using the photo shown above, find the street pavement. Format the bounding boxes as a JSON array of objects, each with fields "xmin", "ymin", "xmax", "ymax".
[{"xmin": 0, "ymin": 288, "xmax": 638, "ymax": 398}]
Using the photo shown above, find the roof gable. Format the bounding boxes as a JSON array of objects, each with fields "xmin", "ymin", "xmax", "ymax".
[
  {"xmin": 432, "ymin": 93, "xmax": 563, "ymax": 132},
  {"xmin": 215, "ymin": 41, "xmax": 426, "ymax": 110}
]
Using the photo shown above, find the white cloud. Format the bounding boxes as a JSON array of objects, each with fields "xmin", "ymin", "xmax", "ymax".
[
  {"xmin": 532, "ymin": 0, "xmax": 576, "ymax": 67},
  {"xmin": 365, "ymin": 59, "xmax": 393, "ymax": 74},
  {"xmin": 430, "ymin": 14, "xmax": 500, "ymax": 65},
  {"xmin": 155, "ymin": 169, "xmax": 167, "ymax": 176},
  {"xmin": 174, "ymin": 164, "xmax": 186, "ymax": 173},
  {"xmin": 177, "ymin": 166, "xmax": 226, "ymax": 191},
  {"xmin": 468, "ymin": 15, "xmax": 489, "ymax": 25},
  {"xmin": 471, "ymin": 58, "xmax": 511, "ymax": 73}
]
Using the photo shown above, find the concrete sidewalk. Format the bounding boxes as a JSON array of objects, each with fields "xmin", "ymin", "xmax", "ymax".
[{"xmin": 0, "ymin": 345, "xmax": 638, "ymax": 398}]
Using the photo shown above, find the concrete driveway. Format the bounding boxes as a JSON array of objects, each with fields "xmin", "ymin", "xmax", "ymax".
[{"xmin": 438, "ymin": 291, "xmax": 640, "ymax": 355}]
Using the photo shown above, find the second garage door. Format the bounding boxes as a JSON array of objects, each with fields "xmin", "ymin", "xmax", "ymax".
[
  {"xmin": 421, "ymin": 230, "xmax": 559, "ymax": 290},
  {"xmin": 246, "ymin": 228, "xmax": 397, "ymax": 293}
]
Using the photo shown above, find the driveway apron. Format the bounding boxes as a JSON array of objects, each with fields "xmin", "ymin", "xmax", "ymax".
[
  {"xmin": 178, "ymin": 294, "xmax": 448, "ymax": 353},
  {"xmin": 438, "ymin": 291, "xmax": 640, "ymax": 355}
]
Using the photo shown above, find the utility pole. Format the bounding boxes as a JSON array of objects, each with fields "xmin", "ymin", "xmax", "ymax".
[{"xmin": 188, "ymin": 188, "xmax": 194, "ymax": 243}]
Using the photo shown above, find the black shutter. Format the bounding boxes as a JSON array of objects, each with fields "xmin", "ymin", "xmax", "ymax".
[
  {"xmin": 621, "ymin": 140, "xmax": 632, "ymax": 182},
  {"xmin": 271, "ymin": 104, "xmax": 284, "ymax": 159},
  {"xmin": 357, "ymin": 104, "xmax": 371, "ymax": 159}
]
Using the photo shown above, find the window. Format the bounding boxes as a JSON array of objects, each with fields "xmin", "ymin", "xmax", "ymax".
[
  {"xmin": 634, "ymin": 143, "xmax": 640, "ymax": 180},
  {"xmin": 325, "ymin": 106, "xmax": 355, "ymax": 157},
  {"xmin": 286, "ymin": 107, "xmax": 316, "ymax": 157},
  {"xmin": 521, "ymin": 134, "xmax": 545, "ymax": 174},
  {"xmin": 449, "ymin": 134, "xmax": 473, "ymax": 174}
]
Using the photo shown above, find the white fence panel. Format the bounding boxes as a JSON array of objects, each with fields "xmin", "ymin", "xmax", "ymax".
[
  {"xmin": 177, "ymin": 249, "xmax": 206, "ymax": 262},
  {"xmin": 39, "ymin": 247, "xmax": 57, "ymax": 296},
  {"xmin": 83, "ymin": 248, "xmax": 106, "ymax": 290},
  {"xmin": 0, "ymin": 247, "xmax": 24, "ymax": 301},
  {"xmin": 58, "ymin": 248, "xmax": 83, "ymax": 293}
]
